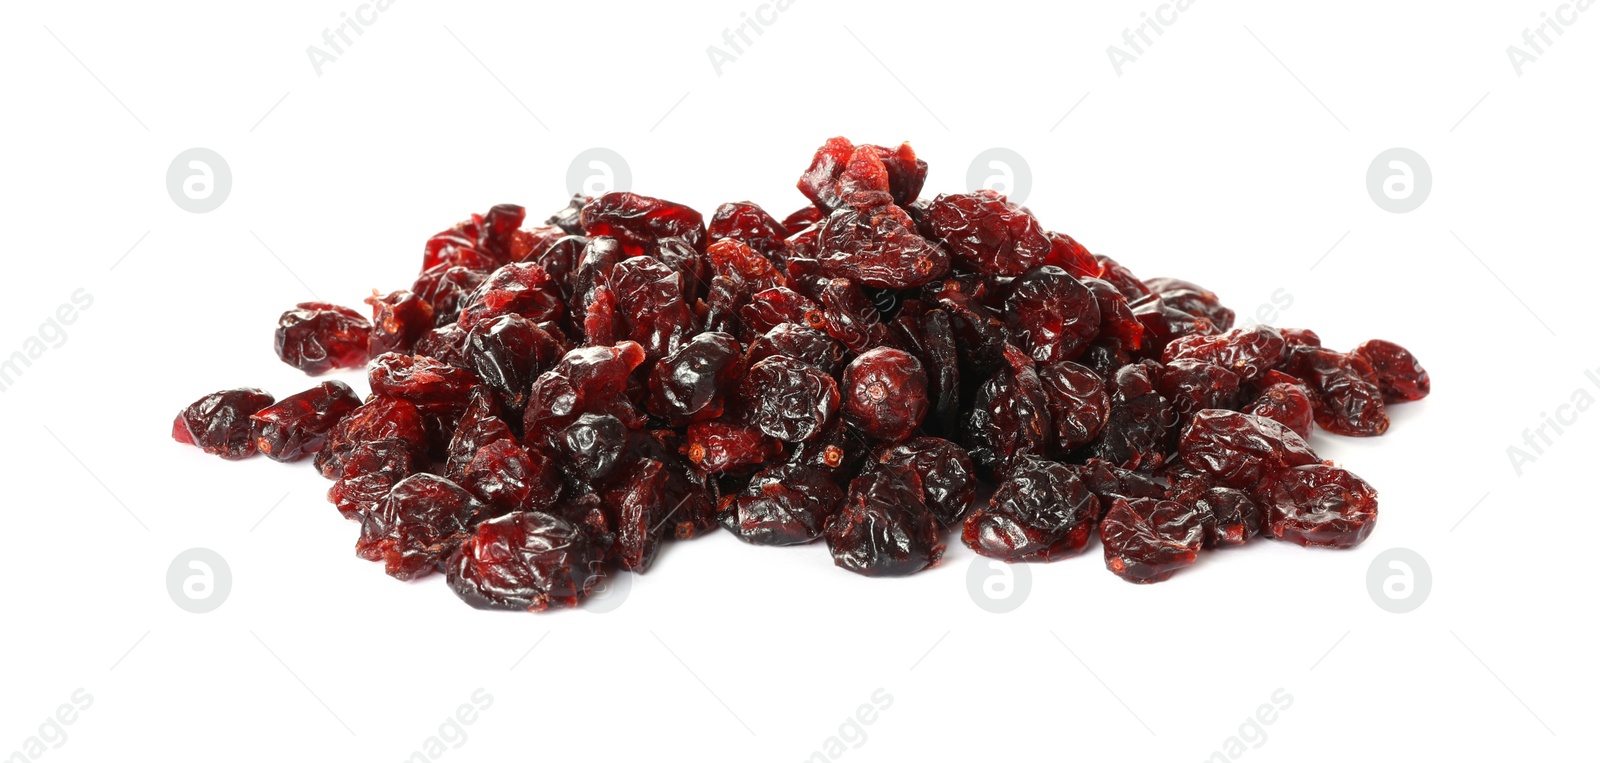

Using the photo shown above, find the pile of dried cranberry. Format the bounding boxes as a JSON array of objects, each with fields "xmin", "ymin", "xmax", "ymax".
[{"xmin": 172, "ymin": 137, "xmax": 1430, "ymax": 609}]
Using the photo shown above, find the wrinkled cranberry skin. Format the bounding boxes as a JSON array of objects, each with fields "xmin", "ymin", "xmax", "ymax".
[
  {"xmin": 328, "ymin": 438, "xmax": 420, "ymax": 520},
  {"xmin": 173, "ymin": 388, "xmax": 276, "ymax": 460},
  {"xmin": 875, "ymin": 437, "xmax": 976, "ymax": 527},
  {"xmin": 249, "ymin": 381, "xmax": 361, "ymax": 462},
  {"xmin": 1087, "ymin": 361, "xmax": 1176, "ymax": 471},
  {"xmin": 737, "ymin": 355, "xmax": 840, "ymax": 443},
  {"xmin": 607, "ymin": 256, "xmax": 695, "ymax": 362},
  {"xmin": 461, "ymin": 437, "xmax": 561, "ymax": 516},
  {"xmin": 1100, "ymin": 497, "xmax": 1206, "ymax": 584},
  {"xmin": 648, "ymin": 331, "xmax": 743, "ymax": 426},
  {"xmin": 366, "ymin": 290, "xmax": 435, "ymax": 356},
  {"xmin": 411, "ymin": 265, "xmax": 486, "ymax": 327},
  {"xmin": 581, "ymin": 192, "xmax": 707, "ymax": 255},
  {"xmin": 1244, "ymin": 381, "xmax": 1315, "ymax": 440},
  {"xmin": 816, "ymin": 202, "xmax": 949, "ymax": 289},
  {"xmin": 707, "ymin": 201, "xmax": 794, "ymax": 264},
  {"xmin": 964, "ymin": 457, "xmax": 1099, "ymax": 563},
  {"xmin": 315, "ymin": 396, "xmax": 427, "ymax": 479},
  {"xmin": 357, "ymin": 473, "xmax": 483, "ymax": 580},
  {"xmin": 708, "ymin": 238, "xmax": 789, "ymax": 294},
  {"xmin": 1259, "ymin": 464, "xmax": 1378, "ymax": 549},
  {"xmin": 445, "ymin": 389, "xmax": 512, "ymax": 479},
  {"xmin": 815, "ymin": 278, "xmax": 888, "ymax": 354},
  {"xmin": 1143, "ymin": 277, "xmax": 1235, "ymax": 331},
  {"xmin": 1074, "ymin": 458, "xmax": 1170, "ymax": 509},
  {"xmin": 1043, "ymin": 232, "xmax": 1099, "ymax": 280},
  {"xmin": 1094, "ymin": 255, "xmax": 1151, "ymax": 300},
  {"xmin": 463, "ymin": 314, "xmax": 564, "ymax": 414},
  {"xmin": 546, "ymin": 194, "xmax": 590, "ymax": 236},
  {"xmin": 719, "ymin": 463, "xmax": 845, "ymax": 546},
  {"xmin": 522, "ymin": 342, "xmax": 648, "ymax": 450},
  {"xmin": 1353, "ymin": 339, "xmax": 1430, "ymax": 403},
  {"xmin": 274, "ymin": 302, "xmax": 371, "ymax": 375},
  {"xmin": 1164, "ymin": 325, "xmax": 1286, "ymax": 383},
  {"xmin": 961, "ymin": 345, "xmax": 1052, "ymax": 479},
  {"xmin": 601, "ymin": 459, "xmax": 670, "ymax": 572},
  {"xmin": 781, "ymin": 205, "xmax": 824, "ymax": 234},
  {"xmin": 1037, "ymin": 360, "xmax": 1110, "ymax": 452},
  {"xmin": 686, "ymin": 419, "xmax": 783, "ymax": 473},
  {"xmin": 1082, "ymin": 278, "xmax": 1144, "ymax": 353},
  {"xmin": 1004, "ymin": 266, "xmax": 1101, "ymax": 363},
  {"xmin": 1160, "ymin": 360, "xmax": 1242, "ymax": 423},
  {"xmin": 1282, "ymin": 346, "xmax": 1390, "ymax": 436},
  {"xmin": 413, "ymin": 324, "xmax": 471, "ymax": 367},
  {"xmin": 1178, "ymin": 409, "xmax": 1319, "ymax": 489},
  {"xmin": 842, "ymin": 348, "xmax": 928, "ymax": 442},
  {"xmin": 740, "ymin": 287, "xmax": 824, "ymax": 338},
  {"xmin": 797, "ymin": 137, "xmax": 927, "ymax": 210},
  {"xmin": 1130, "ymin": 294, "xmax": 1217, "ymax": 359},
  {"xmin": 445, "ymin": 511, "xmax": 601, "ymax": 612},
  {"xmin": 919, "ymin": 190, "xmax": 1051, "ymax": 276},
  {"xmin": 368, "ymin": 353, "xmax": 482, "ymax": 415},
  {"xmin": 1190, "ymin": 486, "xmax": 1261, "ymax": 548},
  {"xmin": 558, "ymin": 413, "xmax": 630, "ymax": 484},
  {"xmin": 457, "ymin": 262, "xmax": 564, "ymax": 332},
  {"xmin": 746, "ymin": 323, "xmax": 846, "ymax": 377},
  {"xmin": 824, "ymin": 469, "xmax": 944, "ymax": 577}
]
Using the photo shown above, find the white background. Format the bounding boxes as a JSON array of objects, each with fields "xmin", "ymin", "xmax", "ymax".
[{"xmin": 1, "ymin": 1, "xmax": 1594, "ymax": 760}]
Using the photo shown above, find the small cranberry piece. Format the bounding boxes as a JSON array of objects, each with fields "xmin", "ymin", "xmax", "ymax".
[
  {"xmin": 274, "ymin": 302, "xmax": 371, "ymax": 375},
  {"xmin": 368, "ymin": 353, "xmax": 482, "ymax": 415},
  {"xmin": 457, "ymin": 262, "xmax": 565, "ymax": 331},
  {"xmin": 685, "ymin": 419, "xmax": 783, "ymax": 473},
  {"xmin": 173, "ymin": 388, "xmax": 276, "ymax": 460},
  {"xmin": 1244, "ymin": 381, "xmax": 1315, "ymax": 440},
  {"xmin": 1352, "ymin": 339, "xmax": 1430, "ymax": 403},
  {"xmin": 249, "ymin": 381, "xmax": 362, "ymax": 462},
  {"xmin": 707, "ymin": 201, "xmax": 795, "ymax": 265},
  {"xmin": 357, "ymin": 473, "xmax": 483, "ymax": 580},
  {"xmin": 648, "ymin": 331, "xmax": 743, "ymax": 426},
  {"xmin": 365, "ymin": 289, "xmax": 435, "ymax": 356},
  {"xmin": 581, "ymin": 192, "xmax": 706, "ymax": 254},
  {"xmin": 1163, "ymin": 325, "xmax": 1286, "ymax": 382},
  {"xmin": 1178, "ymin": 409, "xmax": 1319, "ymax": 489}
]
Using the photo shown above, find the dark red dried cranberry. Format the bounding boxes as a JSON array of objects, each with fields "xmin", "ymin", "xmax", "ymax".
[
  {"xmin": 918, "ymin": 190, "xmax": 1051, "ymax": 276},
  {"xmin": 1164, "ymin": 325, "xmax": 1286, "ymax": 383},
  {"xmin": 411, "ymin": 265, "xmax": 485, "ymax": 327},
  {"xmin": 875, "ymin": 437, "xmax": 977, "ymax": 527},
  {"xmin": 1189, "ymin": 486, "xmax": 1261, "ymax": 548},
  {"xmin": 1178, "ymin": 409, "xmax": 1318, "ymax": 489},
  {"xmin": 249, "ymin": 381, "xmax": 362, "ymax": 462},
  {"xmin": 737, "ymin": 355, "xmax": 840, "ymax": 443},
  {"xmin": 824, "ymin": 469, "xmax": 944, "ymax": 577},
  {"xmin": 648, "ymin": 331, "xmax": 743, "ymax": 426},
  {"xmin": 961, "ymin": 344, "xmax": 1051, "ymax": 478},
  {"xmin": 462, "ymin": 314, "xmax": 564, "ymax": 414},
  {"xmin": 1281, "ymin": 346, "xmax": 1389, "ymax": 436},
  {"xmin": 1037, "ymin": 360, "xmax": 1110, "ymax": 452},
  {"xmin": 1243, "ymin": 380, "xmax": 1315, "ymax": 440},
  {"xmin": 746, "ymin": 323, "xmax": 846, "ymax": 377},
  {"xmin": 1004, "ymin": 266, "xmax": 1101, "ymax": 363},
  {"xmin": 842, "ymin": 348, "xmax": 928, "ymax": 441},
  {"xmin": 357, "ymin": 473, "xmax": 483, "ymax": 580},
  {"xmin": 1259, "ymin": 464, "xmax": 1378, "ymax": 548},
  {"xmin": 685, "ymin": 419, "xmax": 783, "ymax": 473},
  {"xmin": 601, "ymin": 458, "xmax": 670, "ymax": 571},
  {"xmin": 327, "ymin": 438, "xmax": 420, "ymax": 520},
  {"xmin": 707, "ymin": 201, "xmax": 794, "ymax": 265},
  {"xmin": 522, "ymin": 342, "xmax": 648, "ymax": 449},
  {"xmin": 456, "ymin": 262, "xmax": 564, "ymax": 331},
  {"xmin": 815, "ymin": 277, "xmax": 888, "ymax": 354},
  {"xmin": 460, "ymin": 437, "xmax": 561, "ymax": 516},
  {"xmin": 1100, "ymin": 497, "xmax": 1205, "ymax": 584},
  {"xmin": 557, "ymin": 413, "xmax": 631, "ymax": 484},
  {"xmin": 607, "ymin": 255, "xmax": 695, "ymax": 361},
  {"xmin": 964, "ymin": 456, "xmax": 1099, "ymax": 562},
  {"xmin": 274, "ymin": 303, "xmax": 370, "ymax": 375},
  {"xmin": 445, "ymin": 511, "xmax": 601, "ymax": 612},
  {"xmin": 739, "ymin": 287, "xmax": 824, "ymax": 337},
  {"xmin": 368, "ymin": 353, "xmax": 481, "ymax": 415},
  {"xmin": 816, "ymin": 201, "xmax": 949, "ymax": 289},
  {"xmin": 1159, "ymin": 359, "xmax": 1242, "ymax": 423},
  {"xmin": 797, "ymin": 137, "xmax": 927, "ymax": 210},
  {"xmin": 1086, "ymin": 360, "xmax": 1175, "ymax": 471},
  {"xmin": 1042, "ymin": 232, "xmax": 1099, "ymax": 280},
  {"xmin": 1143, "ymin": 277, "xmax": 1235, "ymax": 331},
  {"xmin": 581, "ymin": 192, "xmax": 706, "ymax": 255},
  {"xmin": 366, "ymin": 290, "xmax": 435, "ymax": 355},
  {"xmin": 316, "ymin": 396, "xmax": 427, "ymax": 479},
  {"xmin": 173, "ymin": 388, "xmax": 276, "ymax": 460},
  {"xmin": 719, "ymin": 463, "xmax": 845, "ymax": 546}
]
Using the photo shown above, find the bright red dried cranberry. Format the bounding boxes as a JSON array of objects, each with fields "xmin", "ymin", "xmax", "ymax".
[
  {"xmin": 797, "ymin": 137, "xmax": 927, "ymax": 210},
  {"xmin": 707, "ymin": 201, "xmax": 795, "ymax": 265},
  {"xmin": 445, "ymin": 511, "xmax": 601, "ymax": 612},
  {"xmin": 365, "ymin": 289, "xmax": 435, "ymax": 356},
  {"xmin": 581, "ymin": 192, "xmax": 706, "ymax": 255},
  {"xmin": 327, "ymin": 438, "xmax": 420, "ymax": 521},
  {"xmin": 456, "ymin": 262, "xmax": 564, "ymax": 331},
  {"xmin": 249, "ymin": 381, "xmax": 361, "ymax": 462},
  {"xmin": 461, "ymin": 437, "xmax": 562, "ymax": 516},
  {"xmin": 315, "ymin": 396, "xmax": 427, "ymax": 479},
  {"xmin": 1352, "ymin": 339, "xmax": 1430, "ymax": 403},
  {"xmin": 1042, "ymin": 231, "xmax": 1099, "ymax": 280},
  {"xmin": 368, "ymin": 353, "xmax": 482, "ymax": 415},
  {"xmin": 173, "ymin": 388, "xmax": 276, "ymax": 460},
  {"xmin": 274, "ymin": 303, "xmax": 370, "ymax": 375},
  {"xmin": 919, "ymin": 190, "xmax": 1051, "ymax": 276}
]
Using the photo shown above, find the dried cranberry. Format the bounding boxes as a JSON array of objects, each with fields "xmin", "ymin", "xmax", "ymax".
[
  {"xmin": 581, "ymin": 192, "xmax": 706, "ymax": 255},
  {"xmin": 315, "ymin": 396, "xmax": 427, "ymax": 479},
  {"xmin": 737, "ymin": 355, "xmax": 840, "ymax": 443},
  {"xmin": 411, "ymin": 265, "xmax": 485, "ymax": 327},
  {"xmin": 797, "ymin": 137, "xmax": 927, "ymax": 210},
  {"xmin": 173, "ymin": 388, "xmax": 276, "ymax": 460},
  {"xmin": 824, "ymin": 469, "xmax": 944, "ymax": 577},
  {"xmin": 1190, "ymin": 486, "xmax": 1261, "ymax": 548},
  {"xmin": 1143, "ymin": 277, "xmax": 1235, "ymax": 331},
  {"xmin": 745, "ymin": 323, "xmax": 846, "ymax": 377},
  {"xmin": 1004, "ymin": 266, "xmax": 1101, "ymax": 363},
  {"xmin": 707, "ymin": 201, "xmax": 794, "ymax": 265},
  {"xmin": 1352, "ymin": 339, "xmax": 1430, "ymax": 403},
  {"xmin": 327, "ymin": 438, "xmax": 420, "ymax": 520},
  {"xmin": 918, "ymin": 190, "xmax": 1051, "ymax": 276},
  {"xmin": 456, "ymin": 262, "xmax": 564, "ymax": 331},
  {"xmin": 1159, "ymin": 359, "xmax": 1242, "ymax": 423},
  {"xmin": 460, "ymin": 437, "xmax": 561, "ymax": 516},
  {"xmin": 964, "ymin": 456, "xmax": 1099, "ymax": 562},
  {"xmin": 522, "ymin": 342, "xmax": 648, "ymax": 449},
  {"xmin": 445, "ymin": 511, "xmax": 601, "ymax": 612},
  {"xmin": 815, "ymin": 202, "xmax": 949, "ymax": 289},
  {"xmin": 1100, "ymin": 497, "xmax": 1205, "ymax": 584},
  {"xmin": 1281, "ymin": 346, "xmax": 1389, "ymax": 436},
  {"xmin": 249, "ymin": 381, "xmax": 362, "ymax": 462},
  {"xmin": 841, "ymin": 348, "xmax": 928, "ymax": 441},
  {"xmin": 368, "ymin": 353, "xmax": 482, "ymax": 415},
  {"xmin": 1178, "ymin": 409, "xmax": 1318, "ymax": 489},
  {"xmin": 961, "ymin": 345, "xmax": 1051, "ymax": 478},
  {"xmin": 462, "ymin": 314, "xmax": 564, "ymax": 414},
  {"xmin": 1164, "ymin": 325, "xmax": 1286, "ymax": 383},
  {"xmin": 685, "ymin": 419, "xmax": 783, "ymax": 473},
  {"xmin": 1243, "ymin": 381, "xmax": 1315, "ymax": 441},
  {"xmin": 365, "ymin": 289, "xmax": 435, "ymax": 355},
  {"xmin": 648, "ymin": 331, "xmax": 743, "ymax": 426},
  {"xmin": 875, "ymin": 437, "xmax": 977, "ymax": 527},
  {"xmin": 719, "ymin": 463, "xmax": 845, "ymax": 545},
  {"xmin": 1086, "ymin": 360, "xmax": 1175, "ymax": 471},
  {"xmin": 357, "ymin": 473, "xmax": 483, "ymax": 580},
  {"xmin": 274, "ymin": 302, "xmax": 370, "ymax": 375},
  {"xmin": 1037, "ymin": 360, "xmax": 1110, "ymax": 452},
  {"xmin": 601, "ymin": 458, "xmax": 670, "ymax": 571},
  {"xmin": 1259, "ymin": 464, "xmax": 1378, "ymax": 549},
  {"xmin": 557, "ymin": 413, "xmax": 631, "ymax": 484}
]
